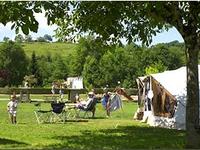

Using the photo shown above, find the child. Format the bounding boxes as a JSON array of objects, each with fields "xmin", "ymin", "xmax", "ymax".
[{"xmin": 7, "ymin": 95, "xmax": 18, "ymax": 124}]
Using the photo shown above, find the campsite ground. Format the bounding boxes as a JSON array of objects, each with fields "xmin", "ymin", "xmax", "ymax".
[{"xmin": 0, "ymin": 96, "xmax": 185, "ymax": 149}]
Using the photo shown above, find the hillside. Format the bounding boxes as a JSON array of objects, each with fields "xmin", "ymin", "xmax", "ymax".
[
  {"xmin": 0, "ymin": 42, "xmax": 78, "ymax": 58},
  {"xmin": 22, "ymin": 42, "xmax": 78, "ymax": 58}
]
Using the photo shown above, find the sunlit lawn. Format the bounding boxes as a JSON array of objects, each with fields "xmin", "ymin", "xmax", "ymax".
[{"xmin": 0, "ymin": 98, "xmax": 185, "ymax": 149}]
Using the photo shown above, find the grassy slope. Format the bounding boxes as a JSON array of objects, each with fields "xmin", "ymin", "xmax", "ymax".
[
  {"xmin": 0, "ymin": 100, "xmax": 185, "ymax": 149},
  {"xmin": 0, "ymin": 42, "xmax": 78, "ymax": 58},
  {"xmin": 22, "ymin": 42, "xmax": 77, "ymax": 58}
]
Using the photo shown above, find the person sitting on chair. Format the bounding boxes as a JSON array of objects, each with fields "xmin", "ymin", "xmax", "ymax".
[{"xmin": 75, "ymin": 91, "xmax": 96, "ymax": 117}]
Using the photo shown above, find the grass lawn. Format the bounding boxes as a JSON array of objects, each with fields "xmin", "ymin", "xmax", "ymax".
[{"xmin": 0, "ymin": 99, "xmax": 185, "ymax": 149}]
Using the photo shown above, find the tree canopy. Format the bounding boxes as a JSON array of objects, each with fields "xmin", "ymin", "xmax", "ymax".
[
  {"xmin": 0, "ymin": 41, "xmax": 28, "ymax": 86},
  {"xmin": 54, "ymin": 2, "xmax": 200, "ymax": 147},
  {"xmin": 0, "ymin": 1, "xmax": 200, "ymax": 148}
]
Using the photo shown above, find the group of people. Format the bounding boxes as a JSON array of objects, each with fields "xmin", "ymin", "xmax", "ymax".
[
  {"xmin": 75, "ymin": 88, "xmax": 113, "ymax": 118},
  {"xmin": 6, "ymin": 88, "xmax": 118, "ymax": 124}
]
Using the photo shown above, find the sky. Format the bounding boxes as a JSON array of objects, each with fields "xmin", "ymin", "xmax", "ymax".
[{"xmin": 0, "ymin": 12, "xmax": 184, "ymax": 45}]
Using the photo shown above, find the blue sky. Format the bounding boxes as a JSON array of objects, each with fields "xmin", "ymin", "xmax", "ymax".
[{"xmin": 0, "ymin": 12, "xmax": 184, "ymax": 45}]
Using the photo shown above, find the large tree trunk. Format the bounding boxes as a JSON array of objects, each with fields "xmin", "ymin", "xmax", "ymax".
[{"xmin": 185, "ymin": 42, "xmax": 200, "ymax": 148}]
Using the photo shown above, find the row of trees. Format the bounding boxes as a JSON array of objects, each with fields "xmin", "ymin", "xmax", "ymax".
[
  {"xmin": 3, "ymin": 34, "xmax": 53, "ymax": 43},
  {"xmin": 0, "ymin": 38, "xmax": 185, "ymax": 88},
  {"xmin": 72, "ymin": 37, "xmax": 185, "ymax": 89}
]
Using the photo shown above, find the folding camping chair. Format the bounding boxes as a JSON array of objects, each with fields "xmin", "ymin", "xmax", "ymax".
[
  {"xmin": 50, "ymin": 102, "xmax": 66, "ymax": 123},
  {"xmin": 76, "ymin": 98, "xmax": 97, "ymax": 118},
  {"xmin": 34, "ymin": 102, "xmax": 52, "ymax": 124}
]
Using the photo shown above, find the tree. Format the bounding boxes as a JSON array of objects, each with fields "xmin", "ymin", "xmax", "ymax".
[
  {"xmin": 3, "ymin": 37, "xmax": 10, "ymax": 42},
  {"xmin": 29, "ymin": 51, "xmax": 42, "ymax": 86},
  {"xmin": 36, "ymin": 36, "xmax": 46, "ymax": 42},
  {"xmin": 0, "ymin": 1, "xmax": 199, "ymax": 148},
  {"xmin": 14, "ymin": 34, "xmax": 24, "ymax": 43},
  {"xmin": 71, "ymin": 36, "xmax": 108, "ymax": 76},
  {"xmin": 0, "ymin": 1, "xmax": 69, "ymax": 35},
  {"xmin": 24, "ymin": 35, "xmax": 33, "ymax": 42},
  {"xmin": 54, "ymin": 2, "xmax": 200, "ymax": 147},
  {"xmin": 0, "ymin": 41, "xmax": 28, "ymax": 86},
  {"xmin": 145, "ymin": 62, "xmax": 167, "ymax": 75},
  {"xmin": 82, "ymin": 55, "xmax": 101, "ymax": 88},
  {"xmin": 50, "ymin": 55, "xmax": 68, "ymax": 81},
  {"xmin": 44, "ymin": 34, "xmax": 53, "ymax": 42},
  {"xmin": 37, "ymin": 55, "xmax": 53, "ymax": 86}
]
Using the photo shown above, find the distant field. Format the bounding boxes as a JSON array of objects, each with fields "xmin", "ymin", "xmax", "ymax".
[
  {"xmin": 0, "ymin": 42, "xmax": 78, "ymax": 58},
  {"xmin": 22, "ymin": 42, "xmax": 77, "ymax": 58}
]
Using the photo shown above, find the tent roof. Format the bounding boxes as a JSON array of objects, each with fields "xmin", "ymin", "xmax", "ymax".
[{"xmin": 151, "ymin": 65, "xmax": 200, "ymax": 97}]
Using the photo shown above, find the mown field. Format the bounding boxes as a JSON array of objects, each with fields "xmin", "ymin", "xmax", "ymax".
[
  {"xmin": 0, "ymin": 42, "xmax": 77, "ymax": 58},
  {"xmin": 0, "ymin": 97, "xmax": 185, "ymax": 149}
]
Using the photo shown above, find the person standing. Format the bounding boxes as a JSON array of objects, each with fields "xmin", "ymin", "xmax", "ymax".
[
  {"xmin": 59, "ymin": 85, "xmax": 64, "ymax": 101},
  {"xmin": 51, "ymin": 81, "xmax": 56, "ymax": 95},
  {"xmin": 102, "ymin": 89, "xmax": 112, "ymax": 117},
  {"xmin": 7, "ymin": 95, "xmax": 18, "ymax": 124}
]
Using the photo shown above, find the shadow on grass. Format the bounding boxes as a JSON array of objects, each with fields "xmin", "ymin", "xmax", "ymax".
[
  {"xmin": 45, "ymin": 125, "xmax": 185, "ymax": 150},
  {"xmin": 0, "ymin": 138, "xmax": 28, "ymax": 146}
]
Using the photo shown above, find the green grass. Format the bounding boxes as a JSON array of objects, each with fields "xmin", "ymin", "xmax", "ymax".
[
  {"xmin": 0, "ymin": 100, "xmax": 185, "ymax": 149},
  {"xmin": 21, "ymin": 42, "xmax": 77, "ymax": 58},
  {"xmin": 0, "ymin": 42, "xmax": 78, "ymax": 58}
]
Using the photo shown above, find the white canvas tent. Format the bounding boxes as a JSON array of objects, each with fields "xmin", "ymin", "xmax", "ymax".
[{"xmin": 135, "ymin": 66, "xmax": 200, "ymax": 130}]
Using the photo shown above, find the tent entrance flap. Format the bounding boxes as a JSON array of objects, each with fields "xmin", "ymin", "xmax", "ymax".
[{"xmin": 151, "ymin": 76, "xmax": 177, "ymax": 118}]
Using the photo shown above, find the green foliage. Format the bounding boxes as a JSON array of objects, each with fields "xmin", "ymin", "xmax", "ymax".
[
  {"xmin": 0, "ymin": 40, "xmax": 186, "ymax": 88},
  {"xmin": 3, "ymin": 37, "xmax": 10, "ymax": 42},
  {"xmin": 0, "ymin": 1, "xmax": 199, "ymax": 146},
  {"xmin": 29, "ymin": 51, "xmax": 42, "ymax": 86},
  {"xmin": 36, "ymin": 37, "xmax": 46, "ymax": 42},
  {"xmin": 145, "ymin": 62, "xmax": 167, "ymax": 75},
  {"xmin": 0, "ymin": 41, "xmax": 28, "ymax": 86},
  {"xmin": 70, "ymin": 37, "xmax": 185, "ymax": 88},
  {"xmin": 15, "ymin": 34, "xmax": 24, "ymax": 43},
  {"xmin": 0, "ymin": 1, "xmax": 68, "ymax": 35},
  {"xmin": 37, "ymin": 55, "xmax": 54, "ymax": 86},
  {"xmin": 82, "ymin": 56, "xmax": 101, "ymax": 88},
  {"xmin": 44, "ymin": 34, "xmax": 52, "ymax": 42},
  {"xmin": 35, "ymin": 54, "xmax": 69, "ymax": 86},
  {"xmin": 30, "ymin": 51, "xmax": 37, "ymax": 75},
  {"xmin": 24, "ymin": 35, "xmax": 33, "ymax": 42},
  {"xmin": 50, "ymin": 55, "xmax": 68, "ymax": 81},
  {"xmin": 71, "ymin": 37, "xmax": 107, "ymax": 76}
]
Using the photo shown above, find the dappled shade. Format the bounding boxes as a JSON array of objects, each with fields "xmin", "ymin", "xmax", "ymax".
[{"xmin": 45, "ymin": 125, "xmax": 185, "ymax": 149}]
